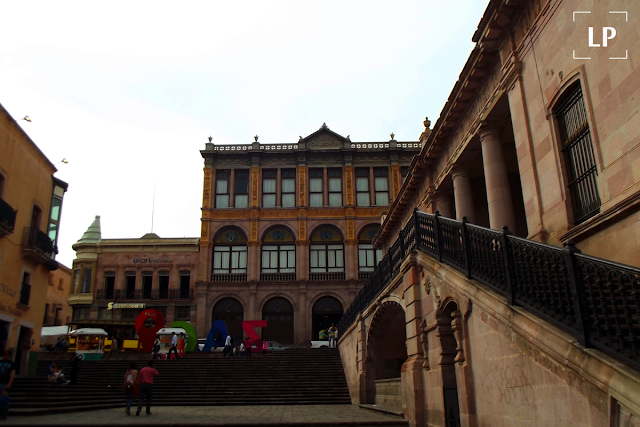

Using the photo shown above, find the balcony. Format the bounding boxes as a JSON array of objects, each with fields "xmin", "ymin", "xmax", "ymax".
[
  {"xmin": 106, "ymin": 288, "xmax": 193, "ymax": 301},
  {"xmin": 0, "ymin": 197, "xmax": 17, "ymax": 238},
  {"xmin": 358, "ymin": 271, "xmax": 373, "ymax": 281},
  {"xmin": 260, "ymin": 272, "xmax": 296, "ymax": 282},
  {"xmin": 22, "ymin": 227, "xmax": 56, "ymax": 267},
  {"xmin": 310, "ymin": 272, "xmax": 346, "ymax": 281},
  {"xmin": 211, "ymin": 273, "xmax": 247, "ymax": 282}
]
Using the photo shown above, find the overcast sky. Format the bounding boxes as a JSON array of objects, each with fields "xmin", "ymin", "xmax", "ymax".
[{"xmin": 0, "ymin": 1, "xmax": 488, "ymax": 267}]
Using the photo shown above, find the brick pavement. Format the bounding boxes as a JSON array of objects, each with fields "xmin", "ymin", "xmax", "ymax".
[{"xmin": 1, "ymin": 405, "xmax": 406, "ymax": 426}]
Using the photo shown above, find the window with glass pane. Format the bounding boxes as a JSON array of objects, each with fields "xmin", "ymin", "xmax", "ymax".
[
  {"xmin": 261, "ymin": 245, "xmax": 295, "ymax": 273},
  {"xmin": 309, "ymin": 169, "xmax": 323, "ymax": 207},
  {"xmin": 374, "ymin": 168, "xmax": 389, "ymax": 206},
  {"xmin": 262, "ymin": 170, "xmax": 277, "ymax": 207},
  {"xmin": 215, "ymin": 170, "xmax": 230, "ymax": 208},
  {"xmin": 179, "ymin": 272, "xmax": 190, "ymax": 298},
  {"xmin": 158, "ymin": 272, "xmax": 169, "ymax": 299},
  {"xmin": 358, "ymin": 243, "xmax": 383, "ymax": 272},
  {"xmin": 234, "ymin": 170, "xmax": 249, "ymax": 208},
  {"xmin": 125, "ymin": 272, "xmax": 136, "ymax": 299},
  {"xmin": 81, "ymin": 266, "xmax": 92, "ymax": 293},
  {"xmin": 213, "ymin": 246, "xmax": 248, "ymax": 273},
  {"xmin": 104, "ymin": 273, "xmax": 115, "ymax": 299},
  {"xmin": 356, "ymin": 168, "xmax": 370, "ymax": 206},
  {"xmin": 328, "ymin": 169, "xmax": 342, "ymax": 207},
  {"xmin": 401, "ymin": 166, "xmax": 409, "ymax": 182},
  {"xmin": 175, "ymin": 306, "xmax": 190, "ymax": 320},
  {"xmin": 281, "ymin": 169, "xmax": 296, "ymax": 207},
  {"xmin": 310, "ymin": 244, "xmax": 344, "ymax": 272},
  {"xmin": 142, "ymin": 271, "xmax": 152, "ymax": 298}
]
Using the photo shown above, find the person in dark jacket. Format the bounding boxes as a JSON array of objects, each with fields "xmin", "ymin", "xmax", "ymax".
[{"xmin": 69, "ymin": 353, "xmax": 82, "ymax": 385}]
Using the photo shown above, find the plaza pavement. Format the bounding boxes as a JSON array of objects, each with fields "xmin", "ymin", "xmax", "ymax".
[{"xmin": 2, "ymin": 405, "xmax": 406, "ymax": 426}]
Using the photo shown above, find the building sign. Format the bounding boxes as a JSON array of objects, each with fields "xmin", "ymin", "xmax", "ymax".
[
  {"xmin": 133, "ymin": 258, "xmax": 174, "ymax": 264},
  {"xmin": 107, "ymin": 302, "xmax": 147, "ymax": 310}
]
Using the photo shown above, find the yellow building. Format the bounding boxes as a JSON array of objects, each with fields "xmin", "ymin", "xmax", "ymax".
[
  {"xmin": 0, "ymin": 103, "xmax": 68, "ymax": 374},
  {"xmin": 44, "ymin": 263, "xmax": 73, "ymax": 328}
]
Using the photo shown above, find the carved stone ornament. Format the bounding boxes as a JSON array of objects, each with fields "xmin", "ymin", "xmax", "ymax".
[{"xmin": 309, "ymin": 134, "xmax": 342, "ymax": 148}]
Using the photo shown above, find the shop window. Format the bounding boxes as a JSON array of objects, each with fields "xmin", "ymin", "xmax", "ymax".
[
  {"xmin": 262, "ymin": 170, "xmax": 276, "ymax": 208},
  {"xmin": 215, "ymin": 170, "xmax": 230, "ymax": 208},
  {"xmin": 281, "ymin": 169, "xmax": 296, "ymax": 207},
  {"xmin": 234, "ymin": 170, "xmax": 249, "ymax": 208},
  {"xmin": 356, "ymin": 168, "xmax": 370, "ymax": 206},
  {"xmin": 309, "ymin": 169, "xmax": 323, "ymax": 207}
]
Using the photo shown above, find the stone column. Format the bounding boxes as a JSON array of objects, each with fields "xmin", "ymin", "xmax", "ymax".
[
  {"xmin": 344, "ymin": 241, "xmax": 358, "ymax": 280},
  {"xmin": 451, "ymin": 166, "xmax": 475, "ymax": 223},
  {"xmin": 479, "ymin": 125, "xmax": 516, "ymax": 232},
  {"xmin": 247, "ymin": 243, "xmax": 260, "ymax": 281},
  {"xmin": 296, "ymin": 241, "xmax": 309, "ymax": 281},
  {"xmin": 196, "ymin": 283, "xmax": 208, "ymax": 337},
  {"xmin": 432, "ymin": 190, "xmax": 454, "ymax": 219},
  {"xmin": 298, "ymin": 282, "xmax": 307, "ymax": 344},
  {"xmin": 249, "ymin": 283, "xmax": 257, "ymax": 321}
]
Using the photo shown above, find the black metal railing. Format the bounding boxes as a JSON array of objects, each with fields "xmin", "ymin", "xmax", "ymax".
[
  {"xmin": 22, "ymin": 227, "xmax": 54, "ymax": 254},
  {"xmin": 338, "ymin": 208, "xmax": 640, "ymax": 371},
  {"xmin": 358, "ymin": 271, "xmax": 373, "ymax": 280},
  {"xmin": 108, "ymin": 288, "xmax": 193, "ymax": 301},
  {"xmin": 211, "ymin": 273, "xmax": 247, "ymax": 282},
  {"xmin": 260, "ymin": 272, "xmax": 296, "ymax": 282},
  {"xmin": 0, "ymin": 197, "xmax": 17, "ymax": 235},
  {"xmin": 310, "ymin": 272, "xmax": 346, "ymax": 281}
]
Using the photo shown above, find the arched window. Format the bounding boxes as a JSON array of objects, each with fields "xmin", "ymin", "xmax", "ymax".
[
  {"xmin": 553, "ymin": 80, "xmax": 601, "ymax": 224},
  {"xmin": 310, "ymin": 226, "xmax": 344, "ymax": 280},
  {"xmin": 261, "ymin": 227, "xmax": 296, "ymax": 281},
  {"xmin": 358, "ymin": 224, "xmax": 383, "ymax": 280},
  {"xmin": 212, "ymin": 227, "xmax": 248, "ymax": 281}
]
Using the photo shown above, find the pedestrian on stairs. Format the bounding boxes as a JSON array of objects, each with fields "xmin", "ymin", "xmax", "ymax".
[
  {"xmin": 69, "ymin": 353, "xmax": 82, "ymax": 385},
  {"xmin": 224, "ymin": 334, "xmax": 232, "ymax": 357},
  {"xmin": 262, "ymin": 340, "xmax": 268, "ymax": 356},
  {"xmin": 122, "ymin": 362, "xmax": 138, "ymax": 415},
  {"xmin": 328, "ymin": 324, "xmax": 337, "ymax": 349},
  {"xmin": 245, "ymin": 339, "xmax": 252, "ymax": 358},
  {"xmin": 168, "ymin": 332, "xmax": 179, "ymax": 360},
  {"xmin": 136, "ymin": 360, "xmax": 158, "ymax": 416},
  {"xmin": 178, "ymin": 333, "xmax": 186, "ymax": 358},
  {"xmin": 239, "ymin": 342, "xmax": 245, "ymax": 357},
  {"xmin": 106, "ymin": 336, "xmax": 119, "ymax": 360}
]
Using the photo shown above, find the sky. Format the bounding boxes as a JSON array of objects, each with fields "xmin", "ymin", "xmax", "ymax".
[{"xmin": 0, "ymin": 1, "xmax": 489, "ymax": 267}]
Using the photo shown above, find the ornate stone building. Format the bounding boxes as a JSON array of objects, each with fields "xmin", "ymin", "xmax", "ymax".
[{"xmin": 196, "ymin": 124, "xmax": 421, "ymax": 344}]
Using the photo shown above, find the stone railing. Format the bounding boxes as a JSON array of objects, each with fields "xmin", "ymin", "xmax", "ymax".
[{"xmin": 338, "ymin": 208, "xmax": 640, "ymax": 371}]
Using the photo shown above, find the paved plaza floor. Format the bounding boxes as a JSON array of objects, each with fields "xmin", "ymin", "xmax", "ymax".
[{"xmin": 3, "ymin": 405, "xmax": 406, "ymax": 426}]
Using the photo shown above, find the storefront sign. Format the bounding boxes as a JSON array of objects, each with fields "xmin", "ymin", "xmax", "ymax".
[
  {"xmin": 107, "ymin": 302, "xmax": 147, "ymax": 310},
  {"xmin": 0, "ymin": 283, "xmax": 17, "ymax": 298},
  {"xmin": 133, "ymin": 258, "xmax": 174, "ymax": 264},
  {"xmin": 0, "ymin": 302, "xmax": 22, "ymax": 317}
]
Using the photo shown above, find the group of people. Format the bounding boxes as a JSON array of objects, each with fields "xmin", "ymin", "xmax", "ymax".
[
  {"xmin": 319, "ymin": 324, "xmax": 339, "ymax": 348},
  {"xmin": 122, "ymin": 360, "xmax": 159, "ymax": 416},
  {"xmin": 151, "ymin": 332, "xmax": 187, "ymax": 360},
  {"xmin": 223, "ymin": 333, "xmax": 268, "ymax": 357},
  {"xmin": 46, "ymin": 353, "xmax": 83, "ymax": 385}
]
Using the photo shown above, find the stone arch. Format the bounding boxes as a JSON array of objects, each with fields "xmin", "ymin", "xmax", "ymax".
[
  {"xmin": 211, "ymin": 224, "xmax": 250, "ymax": 241},
  {"xmin": 356, "ymin": 223, "xmax": 380, "ymax": 242},
  {"xmin": 262, "ymin": 296, "xmax": 295, "ymax": 345},
  {"xmin": 311, "ymin": 295, "xmax": 344, "ymax": 341},
  {"xmin": 261, "ymin": 224, "xmax": 297, "ymax": 242},
  {"xmin": 309, "ymin": 224, "xmax": 344, "ymax": 241},
  {"xmin": 364, "ymin": 301, "xmax": 407, "ymax": 405},
  {"xmin": 436, "ymin": 297, "xmax": 463, "ymax": 427},
  {"xmin": 211, "ymin": 296, "xmax": 245, "ymax": 341},
  {"xmin": 258, "ymin": 292, "xmax": 299, "ymax": 313}
]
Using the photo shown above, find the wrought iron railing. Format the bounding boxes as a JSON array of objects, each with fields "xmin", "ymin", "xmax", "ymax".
[
  {"xmin": 310, "ymin": 272, "xmax": 346, "ymax": 281},
  {"xmin": 338, "ymin": 208, "xmax": 640, "ymax": 371},
  {"xmin": 0, "ymin": 197, "xmax": 17, "ymax": 235},
  {"xmin": 260, "ymin": 272, "xmax": 296, "ymax": 282},
  {"xmin": 109, "ymin": 288, "xmax": 193, "ymax": 301},
  {"xmin": 211, "ymin": 273, "xmax": 247, "ymax": 282},
  {"xmin": 22, "ymin": 227, "xmax": 54, "ymax": 255}
]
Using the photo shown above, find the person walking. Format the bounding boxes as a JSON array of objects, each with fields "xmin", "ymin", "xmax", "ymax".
[
  {"xmin": 152, "ymin": 338, "xmax": 161, "ymax": 360},
  {"xmin": 178, "ymin": 333, "xmax": 186, "ymax": 358},
  {"xmin": 239, "ymin": 342, "xmax": 245, "ymax": 357},
  {"xmin": 245, "ymin": 338, "xmax": 252, "ymax": 358},
  {"xmin": 136, "ymin": 360, "xmax": 158, "ymax": 416},
  {"xmin": 328, "ymin": 324, "xmax": 337, "ymax": 349},
  {"xmin": 122, "ymin": 362, "xmax": 138, "ymax": 416},
  {"xmin": 69, "ymin": 353, "xmax": 82, "ymax": 385},
  {"xmin": 224, "ymin": 334, "xmax": 232, "ymax": 357},
  {"xmin": 0, "ymin": 351, "xmax": 15, "ymax": 420},
  {"xmin": 106, "ymin": 336, "xmax": 119, "ymax": 360},
  {"xmin": 262, "ymin": 339, "xmax": 268, "ymax": 356},
  {"xmin": 231, "ymin": 333, "xmax": 238, "ymax": 357},
  {"xmin": 168, "ymin": 332, "xmax": 178, "ymax": 360}
]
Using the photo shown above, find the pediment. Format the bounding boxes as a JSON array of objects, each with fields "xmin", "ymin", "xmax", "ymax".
[{"xmin": 301, "ymin": 124, "xmax": 348, "ymax": 149}]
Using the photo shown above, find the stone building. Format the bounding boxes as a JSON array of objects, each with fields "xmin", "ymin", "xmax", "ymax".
[
  {"xmin": 43, "ymin": 263, "xmax": 73, "ymax": 327},
  {"xmin": 338, "ymin": 1, "xmax": 640, "ymax": 426},
  {"xmin": 196, "ymin": 124, "xmax": 421, "ymax": 344},
  {"xmin": 0, "ymin": 103, "xmax": 68, "ymax": 374},
  {"xmin": 68, "ymin": 216, "xmax": 200, "ymax": 345}
]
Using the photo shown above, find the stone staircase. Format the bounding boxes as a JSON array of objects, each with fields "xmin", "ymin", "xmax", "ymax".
[{"xmin": 8, "ymin": 348, "xmax": 352, "ymax": 415}]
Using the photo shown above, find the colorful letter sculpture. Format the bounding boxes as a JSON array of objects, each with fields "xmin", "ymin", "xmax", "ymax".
[
  {"xmin": 242, "ymin": 320, "xmax": 267, "ymax": 349},
  {"xmin": 202, "ymin": 320, "xmax": 229, "ymax": 352},
  {"xmin": 135, "ymin": 309, "xmax": 165, "ymax": 352},
  {"xmin": 171, "ymin": 321, "xmax": 197, "ymax": 352}
]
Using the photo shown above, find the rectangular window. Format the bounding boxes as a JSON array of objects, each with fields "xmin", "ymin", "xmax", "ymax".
[
  {"xmin": 159, "ymin": 272, "xmax": 169, "ymax": 299},
  {"xmin": 58, "ymin": 278, "xmax": 64, "ymax": 290},
  {"xmin": 261, "ymin": 245, "xmax": 296, "ymax": 273},
  {"xmin": 215, "ymin": 170, "xmax": 230, "ymax": 208},
  {"xmin": 310, "ymin": 244, "xmax": 344, "ymax": 273},
  {"xmin": 234, "ymin": 170, "xmax": 249, "ymax": 208},
  {"xmin": 47, "ymin": 179, "xmax": 66, "ymax": 251},
  {"xmin": 81, "ymin": 266, "xmax": 92, "ymax": 293},
  {"xmin": 44, "ymin": 303, "xmax": 50, "ymax": 324},
  {"xmin": 309, "ymin": 169, "xmax": 323, "ymax": 207},
  {"xmin": 281, "ymin": 169, "xmax": 296, "ymax": 207},
  {"xmin": 262, "ymin": 170, "xmax": 277, "ymax": 208},
  {"xmin": 99, "ymin": 307, "xmax": 113, "ymax": 320},
  {"xmin": 374, "ymin": 168, "xmax": 389, "ymax": 206},
  {"xmin": 401, "ymin": 166, "xmax": 409, "ymax": 182},
  {"xmin": 213, "ymin": 246, "xmax": 248, "ymax": 273},
  {"xmin": 356, "ymin": 168, "xmax": 370, "ymax": 206},
  {"xmin": 104, "ymin": 273, "xmax": 115, "ymax": 299},
  {"xmin": 121, "ymin": 309, "xmax": 138, "ymax": 320},
  {"xmin": 328, "ymin": 169, "xmax": 342, "ymax": 207},
  {"xmin": 358, "ymin": 244, "xmax": 384, "ymax": 272},
  {"xmin": 72, "ymin": 307, "xmax": 90, "ymax": 322},
  {"xmin": 175, "ymin": 306, "xmax": 191, "ymax": 321},
  {"xmin": 72, "ymin": 268, "xmax": 80, "ymax": 293},
  {"xmin": 555, "ymin": 84, "xmax": 601, "ymax": 224},
  {"xmin": 142, "ymin": 271, "xmax": 153, "ymax": 299},
  {"xmin": 125, "ymin": 272, "xmax": 136, "ymax": 299},
  {"xmin": 179, "ymin": 272, "xmax": 190, "ymax": 299}
]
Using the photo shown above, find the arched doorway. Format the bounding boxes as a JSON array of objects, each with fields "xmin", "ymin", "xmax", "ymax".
[
  {"xmin": 365, "ymin": 302, "xmax": 407, "ymax": 409},
  {"xmin": 437, "ymin": 300, "xmax": 462, "ymax": 427},
  {"xmin": 212, "ymin": 298, "xmax": 244, "ymax": 339},
  {"xmin": 262, "ymin": 297, "xmax": 294, "ymax": 344},
  {"xmin": 312, "ymin": 296, "xmax": 343, "ymax": 341}
]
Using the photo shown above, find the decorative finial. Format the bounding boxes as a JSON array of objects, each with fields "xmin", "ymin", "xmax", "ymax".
[
  {"xmin": 424, "ymin": 117, "xmax": 431, "ymax": 129},
  {"xmin": 299, "ymin": 136, "xmax": 303, "ymax": 141},
  {"xmin": 346, "ymin": 135, "xmax": 351, "ymax": 141},
  {"xmin": 208, "ymin": 136, "xmax": 212, "ymax": 143},
  {"xmin": 390, "ymin": 132, "xmax": 395, "ymax": 140},
  {"xmin": 320, "ymin": 122, "xmax": 328, "ymax": 129},
  {"xmin": 254, "ymin": 135, "xmax": 259, "ymax": 142}
]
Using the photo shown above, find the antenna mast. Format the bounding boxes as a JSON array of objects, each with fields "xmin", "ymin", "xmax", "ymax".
[{"xmin": 151, "ymin": 183, "xmax": 155, "ymax": 233}]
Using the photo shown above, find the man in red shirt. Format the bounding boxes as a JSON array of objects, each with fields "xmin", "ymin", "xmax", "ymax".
[{"xmin": 136, "ymin": 360, "xmax": 158, "ymax": 416}]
